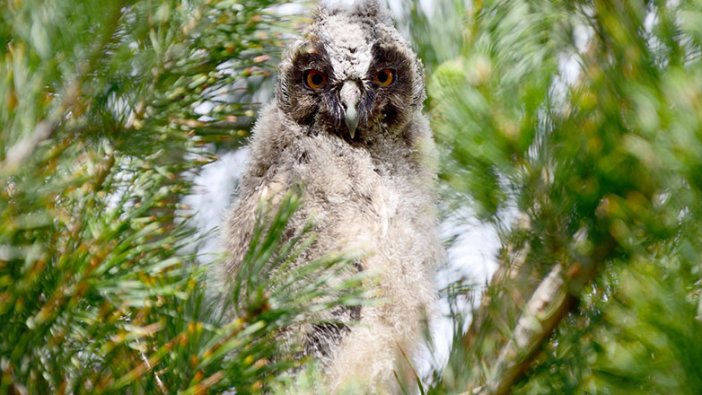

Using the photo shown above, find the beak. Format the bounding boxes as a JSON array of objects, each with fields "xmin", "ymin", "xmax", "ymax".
[{"xmin": 340, "ymin": 80, "xmax": 361, "ymax": 139}]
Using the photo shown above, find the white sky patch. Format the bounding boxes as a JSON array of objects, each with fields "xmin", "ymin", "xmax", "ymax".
[
  {"xmin": 194, "ymin": 101, "xmax": 215, "ymax": 115},
  {"xmin": 181, "ymin": 149, "xmax": 250, "ymax": 260},
  {"xmin": 418, "ymin": 0, "xmax": 434, "ymax": 18},
  {"xmin": 272, "ymin": 2, "xmax": 307, "ymax": 16},
  {"xmin": 415, "ymin": 207, "xmax": 500, "ymax": 377},
  {"xmin": 440, "ymin": 209, "xmax": 500, "ymax": 286},
  {"xmin": 559, "ymin": 53, "xmax": 581, "ymax": 86},
  {"xmin": 574, "ymin": 22, "xmax": 594, "ymax": 53}
]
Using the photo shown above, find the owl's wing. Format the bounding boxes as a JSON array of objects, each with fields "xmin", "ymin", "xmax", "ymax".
[{"xmin": 222, "ymin": 169, "xmax": 292, "ymax": 278}]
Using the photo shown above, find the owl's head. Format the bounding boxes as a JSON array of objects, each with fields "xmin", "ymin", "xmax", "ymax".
[{"xmin": 276, "ymin": 0, "xmax": 425, "ymax": 141}]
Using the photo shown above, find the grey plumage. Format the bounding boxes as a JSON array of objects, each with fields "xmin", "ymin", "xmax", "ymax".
[{"xmin": 223, "ymin": 1, "xmax": 443, "ymax": 391}]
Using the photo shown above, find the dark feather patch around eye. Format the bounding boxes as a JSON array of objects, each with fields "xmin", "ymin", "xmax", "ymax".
[
  {"xmin": 368, "ymin": 44, "xmax": 412, "ymax": 79},
  {"xmin": 279, "ymin": 41, "xmax": 336, "ymax": 125},
  {"xmin": 364, "ymin": 43, "xmax": 419, "ymax": 130},
  {"xmin": 291, "ymin": 43, "xmax": 334, "ymax": 84}
]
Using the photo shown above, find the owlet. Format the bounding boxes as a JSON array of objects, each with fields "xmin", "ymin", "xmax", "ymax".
[{"xmin": 223, "ymin": 0, "xmax": 443, "ymax": 391}]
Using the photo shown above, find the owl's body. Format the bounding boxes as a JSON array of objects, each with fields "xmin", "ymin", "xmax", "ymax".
[{"xmin": 224, "ymin": 1, "xmax": 442, "ymax": 391}]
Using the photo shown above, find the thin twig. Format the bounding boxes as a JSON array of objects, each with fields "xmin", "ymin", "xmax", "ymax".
[
  {"xmin": 1, "ymin": 1, "xmax": 126, "ymax": 172},
  {"xmin": 1, "ymin": 80, "xmax": 80, "ymax": 172},
  {"xmin": 139, "ymin": 348, "xmax": 168, "ymax": 394},
  {"xmin": 2, "ymin": 121, "xmax": 57, "ymax": 171}
]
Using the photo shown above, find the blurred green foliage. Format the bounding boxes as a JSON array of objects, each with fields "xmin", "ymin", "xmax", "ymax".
[
  {"xmin": 0, "ymin": 0, "xmax": 363, "ymax": 393},
  {"xmin": 416, "ymin": 0, "xmax": 702, "ymax": 393},
  {"xmin": 3, "ymin": 0, "xmax": 702, "ymax": 393}
]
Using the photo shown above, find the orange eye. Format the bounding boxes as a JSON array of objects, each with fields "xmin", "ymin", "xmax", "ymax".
[
  {"xmin": 304, "ymin": 69, "xmax": 328, "ymax": 89},
  {"xmin": 373, "ymin": 68, "xmax": 395, "ymax": 87}
]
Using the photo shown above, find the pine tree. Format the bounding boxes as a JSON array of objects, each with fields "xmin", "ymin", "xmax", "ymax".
[
  {"xmin": 4, "ymin": 0, "xmax": 702, "ymax": 394},
  {"xmin": 417, "ymin": 0, "xmax": 702, "ymax": 393},
  {"xmin": 1, "ymin": 1, "xmax": 361, "ymax": 393}
]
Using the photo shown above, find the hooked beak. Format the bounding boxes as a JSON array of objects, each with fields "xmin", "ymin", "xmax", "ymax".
[{"xmin": 340, "ymin": 80, "xmax": 361, "ymax": 139}]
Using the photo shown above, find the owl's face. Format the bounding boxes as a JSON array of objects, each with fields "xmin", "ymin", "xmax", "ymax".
[{"xmin": 276, "ymin": 3, "xmax": 425, "ymax": 141}]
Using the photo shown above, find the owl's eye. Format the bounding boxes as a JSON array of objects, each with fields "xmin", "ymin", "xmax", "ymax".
[
  {"xmin": 304, "ymin": 69, "xmax": 328, "ymax": 90},
  {"xmin": 373, "ymin": 68, "xmax": 396, "ymax": 87}
]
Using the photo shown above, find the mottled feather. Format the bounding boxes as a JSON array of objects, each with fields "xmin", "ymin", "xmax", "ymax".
[{"xmin": 223, "ymin": 0, "xmax": 443, "ymax": 391}]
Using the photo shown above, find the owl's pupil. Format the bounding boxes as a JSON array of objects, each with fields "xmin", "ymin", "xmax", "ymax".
[
  {"xmin": 311, "ymin": 74, "xmax": 323, "ymax": 85},
  {"xmin": 378, "ymin": 72, "xmax": 388, "ymax": 83}
]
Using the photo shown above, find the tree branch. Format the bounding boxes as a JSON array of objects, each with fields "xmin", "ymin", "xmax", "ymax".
[
  {"xmin": 469, "ymin": 235, "xmax": 615, "ymax": 395},
  {"xmin": 479, "ymin": 264, "xmax": 572, "ymax": 395}
]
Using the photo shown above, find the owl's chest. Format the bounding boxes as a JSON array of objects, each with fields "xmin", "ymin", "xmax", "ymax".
[
  {"xmin": 286, "ymin": 136, "xmax": 424, "ymax": 241},
  {"xmin": 290, "ymin": 136, "xmax": 414, "ymax": 199}
]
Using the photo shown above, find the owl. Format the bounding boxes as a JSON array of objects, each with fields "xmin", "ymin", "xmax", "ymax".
[{"xmin": 223, "ymin": 0, "xmax": 443, "ymax": 391}]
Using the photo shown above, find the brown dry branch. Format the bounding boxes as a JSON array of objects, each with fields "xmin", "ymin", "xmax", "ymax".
[
  {"xmin": 479, "ymin": 264, "xmax": 572, "ymax": 395},
  {"xmin": 468, "ymin": 233, "xmax": 615, "ymax": 395}
]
